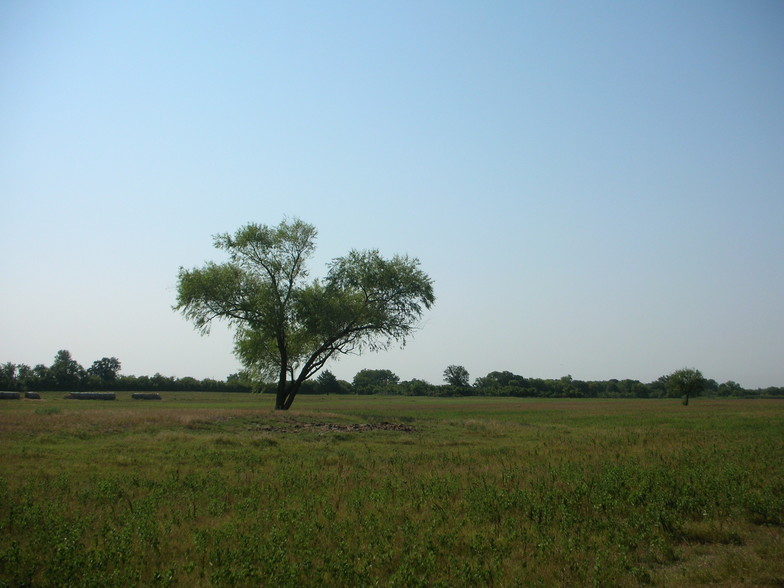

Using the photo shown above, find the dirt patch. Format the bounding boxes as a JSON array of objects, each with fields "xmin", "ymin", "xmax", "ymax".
[{"xmin": 253, "ymin": 421, "xmax": 415, "ymax": 433}]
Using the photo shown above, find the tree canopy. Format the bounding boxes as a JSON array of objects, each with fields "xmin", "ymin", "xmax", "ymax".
[
  {"xmin": 664, "ymin": 367, "xmax": 707, "ymax": 405},
  {"xmin": 175, "ymin": 218, "xmax": 435, "ymax": 409},
  {"xmin": 352, "ymin": 369, "xmax": 401, "ymax": 394},
  {"xmin": 443, "ymin": 365, "xmax": 470, "ymax": 387},
  {"xmin": 87, "ymin": 357, "xmax": 122, "ymax": 381}
]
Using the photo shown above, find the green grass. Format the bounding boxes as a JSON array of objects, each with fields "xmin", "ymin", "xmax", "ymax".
[{"xmin": 1, "ymin": 394, "xmax": 783, "ymax": 586}]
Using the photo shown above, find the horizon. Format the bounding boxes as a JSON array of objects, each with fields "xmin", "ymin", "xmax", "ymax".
[{"xmin": 1, "ymin": 347, "xmax": 777, "ymax": 391}]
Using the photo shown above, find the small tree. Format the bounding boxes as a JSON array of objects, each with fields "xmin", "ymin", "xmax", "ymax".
[
  {"xmin": 665, "ymin": 367, "xmax": 707, "ymax": 406},
  {"xmin": 175, "ymin": 219, "xmax": 434, "ymax": 410},
  {"xmin": 443, "ymin": 365, "xmax": 470, "ymax": 387}
]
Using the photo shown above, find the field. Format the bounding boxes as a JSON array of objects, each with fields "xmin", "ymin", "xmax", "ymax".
[{"xmin": 1, "ymin": 394, "xmax": 783, "ymax": 587}]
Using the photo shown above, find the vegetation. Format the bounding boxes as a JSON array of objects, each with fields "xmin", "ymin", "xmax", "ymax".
[
  {"xmin": 443, "ymin": 364, "xmax": 471, "ymax": 388},
  {"xmin": 0, "ymin": 351, "xmax": 251, "ymax": 394},
  {"xmin": 1, "ymin": 395, "xmax": 782, "ymax": 586},
  {"xmin": 662, "ymin": 367, "xmax": 707, "ymax": 406},
  {"xmin": 3, "ymin": 354, "xmax": 784, "ymax": 400},
  {"xmin": 174, "ymin": 219, "xmax": 435, "ymax": 410}
]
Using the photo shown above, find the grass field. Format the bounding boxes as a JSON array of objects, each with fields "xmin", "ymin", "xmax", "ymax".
[{"xmin": 1, "ymin": 394, "xmax": 782, "ymax": 587}]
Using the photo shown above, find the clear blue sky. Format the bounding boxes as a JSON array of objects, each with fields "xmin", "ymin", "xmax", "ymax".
[{"xmin": 2, "ymin": 1, "xmax": 782, "ymax": 388}]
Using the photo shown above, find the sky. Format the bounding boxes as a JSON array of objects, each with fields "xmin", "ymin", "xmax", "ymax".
[{"xmin": 2, "ymin": 1, "xmax": 783, "ymax": 389}]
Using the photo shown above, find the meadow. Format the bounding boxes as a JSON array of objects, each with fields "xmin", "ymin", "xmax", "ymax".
[{"xmin": 1, "ymin": 394, "xmax": 782, "ymax": 587}]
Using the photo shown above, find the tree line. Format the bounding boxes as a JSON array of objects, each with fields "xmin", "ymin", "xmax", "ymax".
[
  {"xmin": 324, "ymin": 366, "xmax": 784, "ymax": 399},
  {"xmin": 3, "ymin": 352, "xmax": 782, "ymax": 399},
  {"xmin": 0, "ymin": 350, "xmax": 250, "ymax": 393}
]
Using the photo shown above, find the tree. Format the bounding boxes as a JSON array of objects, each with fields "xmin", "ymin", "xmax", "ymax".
[
  {"xmin": 30, "ymin": 364, "xmax": 53, "ymax": 390},
  {"xmin": 443, "ymin": 365, "xmax": 470, "ymax": 387},
  {"xmin": 718, "ymin": 380, "xmax": 743, "ymax": 397},
  {"xmin": 352, "ymin": 369, "xmax": 400, "ymax": 394},
  {"xmin": 400, "ymin": 378, "xmax": 433, "ymax": 396},
  {"xmin": 175, "ymin": 218, "xmax": 434, "ymax": 410},
  {"xmin": 50, "ymin": 350, "xmax": 85, "ymax": 390},
  {"xmin": 665, "ymin": 367, "xmax": 707, "ymax": 406},
  {"xmin": 0, "ymin": 362, "xmax": 17, "ymax": 390},
  {"xmin": 16, "ymin": 364, "xmax": 34, "ymax": 391},
  {"xmin": 316, "ymin": 370, "xmax": 347, "ymax": 395},
  {"xmin": 87, "ymin": 357, "xmax": 122, "ymax": 382}
]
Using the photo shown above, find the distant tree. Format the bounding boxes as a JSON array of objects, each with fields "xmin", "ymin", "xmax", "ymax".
[
  {"xmin": 718, "ymin": 380, "xmax": 743, "ymax": 397},
  {"xmin": 352, "ymin": 369, "xmax": 400, "ymax": 394},
  {"xmin": 202, "ymin": 378, "xmax": 224, "ymax": 391},
  {"xmin": 0, "ymin": 362, "xmax": 16, "ymax": 390},
  {"xmin": 227, "ymin": 371, "xmax": 248, "ymax": 384},
  {"xmin": 177, "ymin": 376, "xmax": 199, "ymax": 391},
  {"xmin": 16, "ymin": 364, "xmax": 34, "ymax": 391},
  {"xmin": 443, "ymin": 365, "xmax": 470, "ymax": 387},
  {"xmin": 649, "ymin": 375, "xmax": 670, "ymax": 398},
  {"xmin": 175, "ymin": 218, "xmax": 434, "ymax": 410},
  {"xmin": 297, "ymin": 380, "xmax": 321, "ymax": 395},
  {"xmin": 665, "ymin": 368, "xmax": 707, "ymax": 405},
  {"xmin": 559, "ymin": 375, "xmax": 576, "ymax": 397},
  {"xmin": 87, "ymin": 357, "xmax": 122, "ymax": 382},
  {"xmin": 704, "ymin": 378, "xmax": 719, "ymax": 396},
  {"xmin": 631, "ymin": 381, "xmax": 650, "ymax": 398},
  {"xmin": 227, "ymin": 371, "xmax": 254, "ymax": 392},
  {"xmin": 121, "ymin": 374, "xmax": 147, "ymax": 390},
  {"xmin": 30, "ymin": 364, "xmax": 53, "ymax": 390},
  {"xmin": 400, "ymin": 378, "xmax": 433, "ymax": 396},
  {"xmin": 316, "ymin": 370, "xmax": 345, "ymax": 395},
  {"xmin": 473, "ymin": 370, "xmax": 528, "ymax": 395},
  {"xmin": 150, "ymin": 373, "xmax": 173, "ymax": 390},
  {"xmin": 50, "ymin": 350, "xmax": 85, "ymax": 390}
]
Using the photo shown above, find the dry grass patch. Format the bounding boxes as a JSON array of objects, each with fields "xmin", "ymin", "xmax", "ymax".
[{"xmin": 654, "ymin": 523, "xmax": 784, "ymax": 587}]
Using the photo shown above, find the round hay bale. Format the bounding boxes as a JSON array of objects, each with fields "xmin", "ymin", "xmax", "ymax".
[
  {"xmin": 0, "ymin": 391, "xmax": 21, "ymax": 399},
  {"xmin": 132, "ymin": 393, "xmax": 162, "ymax": 400},
  {"xmin": 24, "ymin": 392, "xmax": 41, "ymax": 399},
  {"xmin": 64, "ymin": 392, "xmax": 116, "ymax": 400}
]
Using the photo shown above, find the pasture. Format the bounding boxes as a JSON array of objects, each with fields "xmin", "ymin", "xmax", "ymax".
[{"xmin": 1, "ymin": 394, "xmax": 782, "ymax": 586}]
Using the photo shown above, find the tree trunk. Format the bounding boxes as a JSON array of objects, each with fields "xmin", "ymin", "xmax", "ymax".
[
  {"xmin": 282, "ymin": 380, "xmax": 302, "ymax": 410},
  {"xmin": 275, "ymin": 339, "xmax": 289, "ymax": 410},
  {"xmin": 283, "ymin": 389, "xmax": 296, "ymax": 410},
  {"xmin": 276, "ymin": 380, "xmax": 303, "ymax": 410},
  {"xmin": 275, "ymin": 376, "xmax": 288, "ymax": 410}
]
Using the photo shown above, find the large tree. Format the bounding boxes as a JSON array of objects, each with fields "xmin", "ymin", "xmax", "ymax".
[{"xmin": 175, "ymin": 219, "xmax": 435, "ymax": 410}]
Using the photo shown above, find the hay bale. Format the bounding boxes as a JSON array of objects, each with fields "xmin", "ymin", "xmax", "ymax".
[
  {"xmin": 64, "ymin": 392, "xmax": 116, "ymax": 400},
  {"xmin": 132, "ymin": 393, "xmax": 162, "ymax": 400},
  {"xmin": 24, "ymin": 392, "xmax": 41, "ymax": 399},
  {"xmin": 0, "ymin": 391, "xmax": 21, "ymax": 399}
]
